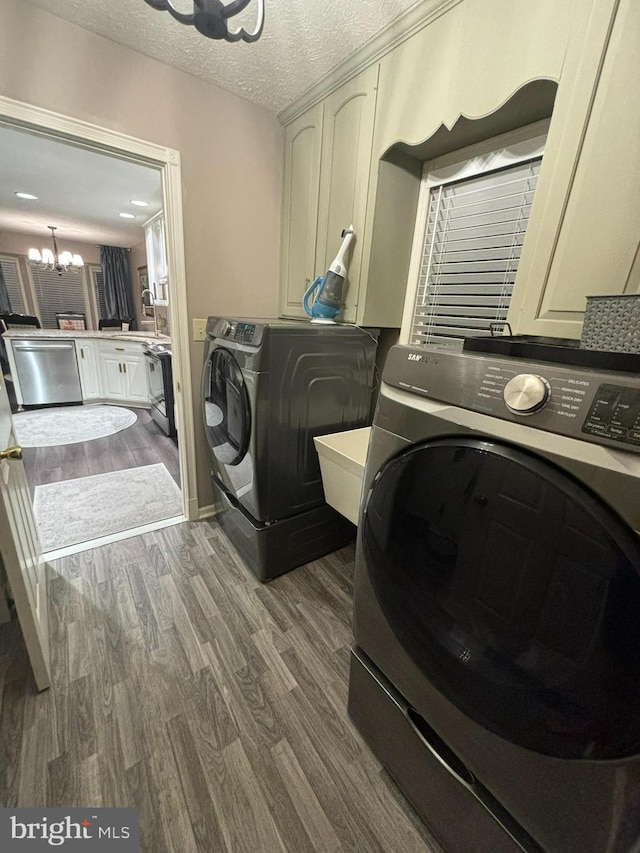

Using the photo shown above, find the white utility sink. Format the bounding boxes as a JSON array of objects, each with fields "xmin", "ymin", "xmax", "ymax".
[{"xmin": 314, "ymin": 427, "xmax": 371, "ymax": 525}]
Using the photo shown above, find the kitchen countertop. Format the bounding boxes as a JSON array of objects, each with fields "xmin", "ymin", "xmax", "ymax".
[{"xmin": 2, "ymin": 329, "xmax": 171, "ymax": 344}]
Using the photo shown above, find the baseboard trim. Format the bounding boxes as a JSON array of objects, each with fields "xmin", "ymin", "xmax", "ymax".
[{"xmin": 198, "ymin": 504, "xmax": 217, "ymax": 520}]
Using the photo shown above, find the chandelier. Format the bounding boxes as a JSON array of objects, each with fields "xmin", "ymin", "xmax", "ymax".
[
  {"xmin": 142, "ymin": 0, "xmax": 264, "ymax": 42},
  {"xmin": 28, "ymin": 227, "xmax": 84, "ymax": 275}
]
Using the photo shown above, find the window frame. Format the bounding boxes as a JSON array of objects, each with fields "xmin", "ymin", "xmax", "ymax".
[
  {"xmin": 25, "ymin": 262, "xmax": 96, "ymax": 330},
  {"xmin": 0, "ymin": 252, "xmax": 30, "ymax": 315},
  {"xmin": 399, "ymin": 119, "xmax": 549, "ymax": 347},
  {"xmin": 88, "ymin": 263, "xmax": 105, "ymax": 328}
]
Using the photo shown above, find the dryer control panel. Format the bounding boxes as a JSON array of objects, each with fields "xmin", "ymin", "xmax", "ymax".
[
  {"xmin": 384, "ymin": 346, "xmax": 640, "ymax": 454},
  {"xmin": 583, "ymin": 384, "xmax": 640, "ymax": 447}
]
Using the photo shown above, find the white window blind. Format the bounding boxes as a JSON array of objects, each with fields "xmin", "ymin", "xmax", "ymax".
[
  {"xmin": 410, "ymin": 157, "xmax": 541, "ymax": 349},
  {"xmin": 0, "ymin": 256, "xmax": 26, "ymax": 314},
  {"xmin": 30, "ymin": 267, "xmax": 88, "ymax": 329},
  {"xmin": 90, "ymin": 265, "xmax": 107, "ymax": 320}
]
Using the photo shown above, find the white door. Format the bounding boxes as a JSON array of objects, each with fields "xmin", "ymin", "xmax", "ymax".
[{"xmin": 0, "ymin": 374, "xmax": 50, "ymax": 690}]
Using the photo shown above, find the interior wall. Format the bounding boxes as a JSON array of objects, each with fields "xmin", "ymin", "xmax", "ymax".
[
  {"xmin": 0, "ymin": 0, "xmax": 283, "ymax": 510},
  {"xmin": 0, "ymin": 230, "xmax": 100, "ymax": 265}
]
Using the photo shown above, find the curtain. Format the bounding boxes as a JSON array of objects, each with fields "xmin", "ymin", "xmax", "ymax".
[
  {"xmin": 100, "ymin": 245, "xmax": 134, "ymax": 320},
  {"xmin": 0, "ymin": 262, "xmax": 11, "ymax": 313}
]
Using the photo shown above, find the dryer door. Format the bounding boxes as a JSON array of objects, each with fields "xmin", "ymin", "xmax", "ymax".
[
  {"xmin": 363, "ymin": 436, "xmax": 640, "ymax": 761},
  {"xmin": 203, "ymin": 347, "xmax": 251, "ymax": 468}
]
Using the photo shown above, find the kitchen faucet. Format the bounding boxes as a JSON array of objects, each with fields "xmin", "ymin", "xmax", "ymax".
[{"xmin": 141, "ymin": 288, "xmax": 161, "ymax": 337}]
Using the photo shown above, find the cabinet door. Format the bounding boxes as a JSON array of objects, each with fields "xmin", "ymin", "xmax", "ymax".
[
  {"xmin": 508, "ymin": 0, "xmax": 635, "ymax": 338},
  {"xmin": 279, "ymin": 102, "xmax": 324, "ymax": 318},
  {"xmin": 99, "ymin": 355, "xmax": 126, "ymax": 400},
  {"xmin": 122, "ymin": 355, "xmax": 150, "ymax": 404},
  {"xmin": 314, "ymin": 65, "xmax": 379, "ymax": 324},
  {"xmin": 76, "ymin": 341, "xmax": 101, "ymax": 400},
  {"xmin": 144, "ymin": 214, "xmax": 169, "ymax": 306}
]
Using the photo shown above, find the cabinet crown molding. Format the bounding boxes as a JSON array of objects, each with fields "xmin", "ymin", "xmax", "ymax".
[{"xmin": 277, "ymin": 0, "xmax": 461, "ymax": 127}]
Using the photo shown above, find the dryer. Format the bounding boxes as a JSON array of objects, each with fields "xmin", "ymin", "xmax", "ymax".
[
  {"xmin": 349, "ymin": 343, "xmax": 640, "ymax": 852},
  {"xmin": 202, "ymin": 317, "xmax": 377, "ymax": 581}
]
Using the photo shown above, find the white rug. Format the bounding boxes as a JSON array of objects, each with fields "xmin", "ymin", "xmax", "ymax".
[
  {"xmin": 13, "ymin": 405, "xmax": 137, "ymax": 447},
  {"xmin": 34, "ymin": 463, "xmax": 182, "ymax": 551}
]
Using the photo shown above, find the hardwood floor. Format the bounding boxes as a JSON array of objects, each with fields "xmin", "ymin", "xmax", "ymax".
[
  {"xmin": 22, "ymin": 406, "xmax": 180, "ymax": 494},
  {"xmin": 0, "ymin": 521, "xmax": 442, "ymax": 852}
]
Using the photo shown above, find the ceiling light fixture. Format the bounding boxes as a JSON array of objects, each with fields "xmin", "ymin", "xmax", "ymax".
[
  {"xmin": 119, "ymin": 212, "xmax": 136, "ymax": 219},
  {"xmin": 142, "ymin": 0, "xmax": 264, "ymax": 42},
  {"xmin": 15, "ymin": 191, "xmax": 38, "ymax": 200},
  {"xmin": 130, "ymin": 200, "xmax": 149, "ymax": 207},
  {"xmin": 28, "ymin": 226, "xmax": 84, "ymax": 275}
]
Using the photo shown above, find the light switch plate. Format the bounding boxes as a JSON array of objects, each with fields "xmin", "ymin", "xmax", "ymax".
[{"xmin": 193, "ymin": 318, "xmax": 207, "ymax": 341}]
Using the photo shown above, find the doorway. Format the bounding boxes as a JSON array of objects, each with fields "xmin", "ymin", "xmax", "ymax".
[{"xmin": 0, "ymin": 95, "xmax": 197, "ymax": 558}]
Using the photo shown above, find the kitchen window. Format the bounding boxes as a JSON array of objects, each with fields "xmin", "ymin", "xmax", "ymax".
[
  {"xmin": 401, "ymin": 122, "xmax": 548, "ymax": 349},
  {"xmin": 29, "ymin": 265, "xmax": 92, "ymax": 330},
  {"xmin": 89, "ymin": 264, "xmax": 107, "ymax": 321},
  {"xmin": 0, "ymin": 254, "xmax": 27, "ymax": 314}
]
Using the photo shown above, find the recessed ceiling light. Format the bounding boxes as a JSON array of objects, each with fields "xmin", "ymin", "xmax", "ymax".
[
  {"xmin": 130, "ymin": 199, "xmax": 149, "ymax": 207},
  {"xmin": 119, "ymin": 213, "xmax": 136, "ymax": 219},
  {"xmin": 15, "ymin": 191, "xmax": 38, "ymax": 200}
]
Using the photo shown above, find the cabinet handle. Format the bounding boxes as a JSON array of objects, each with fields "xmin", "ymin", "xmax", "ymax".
[
  {"xmin": 80, "ymin": 348, "xmax": 85, "ymax": 359},
  {"xmin": 115, "ymin": 347, "xmax": 125, "ymax": 352},
  {"xmin": 118, "ymin": 363, "xmax": 122, "ymax": 373},
  {"xmin": 123, "ymin": 363, "xmax": 127, "ymax": 374}
]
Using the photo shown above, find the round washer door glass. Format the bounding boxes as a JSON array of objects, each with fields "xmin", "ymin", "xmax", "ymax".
[
  {"xmin": 363, "ymin": 437, "xmax": 640, "ymax": 760},
  {"xmin": 203, "ymin": 348, "xmax": 251, "ymax": 466}
]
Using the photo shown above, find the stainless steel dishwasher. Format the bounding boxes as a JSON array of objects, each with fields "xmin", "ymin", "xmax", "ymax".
[{"xmin": 11, "ymin": 338, "xmax": 83, "ymax": 405}]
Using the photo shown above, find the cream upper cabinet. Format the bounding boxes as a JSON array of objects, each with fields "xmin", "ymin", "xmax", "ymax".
[
  {"xmin": 371, "ymin": 0, "xmax": 572, "ymax": 159},
  {"xmin": 279, "ymin": 65, "xmax": 379, "ymax": 322},
  {"xmin": 508, "ymin": 0, "xmax": 640, "ymax": 338},
  {"xmin": 314, "ymin": 64, "xmax": 379, "ymax": 324},
  {"xmin": 279, "ymin": 102, "xmax": 323, "ymax": 318}
]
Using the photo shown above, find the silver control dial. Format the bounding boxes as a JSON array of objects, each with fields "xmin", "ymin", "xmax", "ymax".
[
  {"xmin": 219, "ymin": 320, "xmax": 231, "ymax": 336},
  {"xmin": 503, "ymin": 374, "xmax": 551, "ymax": 414}
]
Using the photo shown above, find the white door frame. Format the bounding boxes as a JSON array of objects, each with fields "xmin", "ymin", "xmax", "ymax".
[{"xmin": 0, "ymin": 95, "xmax": 198, "ymax": 520}]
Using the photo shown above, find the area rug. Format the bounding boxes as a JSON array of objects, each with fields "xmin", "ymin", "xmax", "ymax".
[
  {"xmin": 34, "ymin": 463, "xmax": 182, "ymax": 551},
  {"xmin": 13, "ymin": 406, "xmax": 137, "ymax": 447},
  {"xmin": 13, "ymin": 405, "xmax": 137, "ymax": 447}
]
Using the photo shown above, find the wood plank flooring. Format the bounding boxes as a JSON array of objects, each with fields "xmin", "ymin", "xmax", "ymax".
[
  {"xmin": 0, "ymin": 521, "xmax": 443, "ymax": 852},
  {"xmin": 21, "ymin": 406, "xmax": 180, "ymax": 493}
]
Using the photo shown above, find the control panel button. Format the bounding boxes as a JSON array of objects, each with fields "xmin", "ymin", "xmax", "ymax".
[{"xmin": 503, "ymin": 374, "xmax": 551, "ymax": 415}]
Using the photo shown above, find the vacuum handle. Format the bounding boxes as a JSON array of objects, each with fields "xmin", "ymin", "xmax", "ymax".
[{"xmin": 303, "ymin": 275, "xmax": 324, "ymax": 317}]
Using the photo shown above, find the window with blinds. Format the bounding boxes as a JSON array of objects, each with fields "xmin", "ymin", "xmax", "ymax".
[
  {"xmin": 0, "ymin": 255, "xmax": 26, "ymax": 314},
  {"xmin": 405, "ymin": 126, "xmax": 546, "ymax": 350},
  {"xmin": 90, "ymin": 265, "xmax": 107, "ymax": 320},
  {"xmin": 30, "ymin": 267, "xmax": 88, "ymax": 329}
]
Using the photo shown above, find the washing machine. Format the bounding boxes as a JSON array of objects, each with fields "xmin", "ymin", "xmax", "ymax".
[
  {"xmin": 202, "ymin": 317, "xmax": 377, "ymax": 581},
  {"xmin": 349, "ymin": 341, "xmax": 640, "ymax": 852}
]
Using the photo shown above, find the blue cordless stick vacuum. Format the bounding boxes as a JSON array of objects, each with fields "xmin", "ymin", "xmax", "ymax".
[{"xmin": 303, "ymin": 226, "xmax": 355, "ymax": 323}]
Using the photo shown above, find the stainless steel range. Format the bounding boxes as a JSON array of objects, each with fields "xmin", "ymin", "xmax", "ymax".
[{"xmin": 143, "ymin": 341, "xmax": 176, "ymax": 438}]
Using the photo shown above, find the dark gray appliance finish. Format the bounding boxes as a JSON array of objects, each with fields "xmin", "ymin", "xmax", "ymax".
[
  {"xmin": 143, "ymin": 341, "xmax": 176, "ymax": 438},
  {"xmin": 202, "ymin": 317, "xmax": 378, "ymax": 581},
  {"xmin": 350, "ymin": 344, "xmax": 640, "ymax": 853}
]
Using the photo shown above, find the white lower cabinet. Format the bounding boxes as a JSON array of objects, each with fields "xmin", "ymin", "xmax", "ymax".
[
  {"xmin": 95, "ymin": 342, "xmax": 150, "ymax": 405},
  {"xmin": 121, "ymin": 354, "xmax": 149, "ymax": 403},
  {"xmin": 76, "ymin": 341, "xmax": 101, "ymax": 400}
]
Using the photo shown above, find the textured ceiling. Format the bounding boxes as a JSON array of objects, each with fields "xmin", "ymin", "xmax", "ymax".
[
  {"xmin": 25, "ymin": 0, "xmax": 421, "ymax": 113},
  {"xmin": 0, "ymin": 125, "xmax": 163, "ymax": 247}
]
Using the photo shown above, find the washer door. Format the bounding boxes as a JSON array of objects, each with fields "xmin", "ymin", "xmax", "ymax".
[
  {"xmin": 203, "ymin": 347, "xmax": 251, "ymax": 466},
  {"xmin": 363, "ymin": 437, "xmax": 640, "ymax": 760}
]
